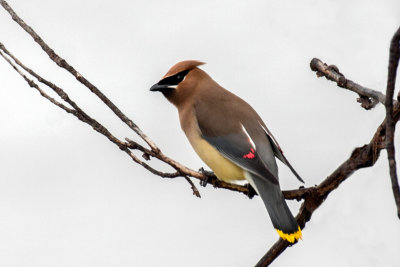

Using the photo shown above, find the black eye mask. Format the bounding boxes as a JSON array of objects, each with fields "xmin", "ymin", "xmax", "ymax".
[{"xmin": 158, "ymin": 70, "xmax": 190, "ymax": 86}]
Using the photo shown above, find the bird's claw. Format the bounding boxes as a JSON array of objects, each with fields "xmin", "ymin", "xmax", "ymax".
[{"xmin": 199, "ymin": 167, "xmax": 216, "ymax": 187}]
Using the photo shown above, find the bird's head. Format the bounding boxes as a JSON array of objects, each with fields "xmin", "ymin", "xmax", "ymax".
[{"xmin": 150, "ymin": 60, "xmax": 206, "ymax": 106}]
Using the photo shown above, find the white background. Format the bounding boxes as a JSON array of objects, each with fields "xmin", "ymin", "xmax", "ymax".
[{"xmin": 1, "ymin": 0, "xmax": 400, "ymax": 266}]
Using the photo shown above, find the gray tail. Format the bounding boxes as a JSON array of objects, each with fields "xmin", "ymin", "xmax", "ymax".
[{"xmin": 247, "ymin": 172, "xmax": 302, "ymax": 242}]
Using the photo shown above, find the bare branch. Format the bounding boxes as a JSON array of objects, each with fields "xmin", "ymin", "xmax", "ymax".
[
  {"xmin": 0, "ymin": 48, "xmax": 75, "ymax": 114},
  {"xmin": 385, "ymin": 26, "xmax": 400, "ymax": 218},
  {"xmin": 183, "ymin": 176, "xmax": 202, "ymax": 198},
  {"xmin": 0, "ymin": 0, "xmax": 159, "ymax": 152},
  {"xmin": 257, "ymin": 60, "xmax": 400, "ymax": 266},
  {"xmin": 310, "ymin": 58, "xmax": 387, "ymax": 109}
]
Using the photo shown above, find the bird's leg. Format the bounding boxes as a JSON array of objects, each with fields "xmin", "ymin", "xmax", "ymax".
[{"xmin": 198, "ymin": 167, "xmax": 217, "ymax": 187}]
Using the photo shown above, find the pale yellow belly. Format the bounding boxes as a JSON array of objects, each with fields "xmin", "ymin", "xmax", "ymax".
[
  {"xmin": 190, "ymin": 135, "xmax": 245, "ymax": 182},
  {"xmin": 180, "ymin": 107, "xmax": 245, "ymax": 182}
]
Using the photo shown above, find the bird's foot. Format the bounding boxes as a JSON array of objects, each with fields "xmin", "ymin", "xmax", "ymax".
[{"xmin": 198, "ymin": 167, "xmax": 217, "ymax": 187}]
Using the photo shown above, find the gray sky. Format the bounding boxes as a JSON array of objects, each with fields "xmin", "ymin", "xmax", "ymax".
[{"xmin": 1, "ymin": 0, "xmax": 400, "ymax": 266}]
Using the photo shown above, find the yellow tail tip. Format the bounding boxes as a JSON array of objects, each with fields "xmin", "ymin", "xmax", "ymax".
[{"xmin": 276, "ymin": 226, "xmax": 302, "ymax": 243}]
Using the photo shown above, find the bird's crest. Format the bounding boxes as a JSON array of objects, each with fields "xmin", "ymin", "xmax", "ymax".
[{"xmin": 163, "ymin": 60, "xmax": 205, "ymax": 78}]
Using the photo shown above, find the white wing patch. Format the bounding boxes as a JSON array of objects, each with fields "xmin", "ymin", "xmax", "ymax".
[{"xmin": 241, "ymin": 123, "xmax": 256, "ymax": 149}]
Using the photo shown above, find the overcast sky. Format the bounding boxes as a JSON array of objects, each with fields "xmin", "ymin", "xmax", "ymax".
[{"xmin": 1, "ymin": 0, "xmax": 400, "ymax": 266}]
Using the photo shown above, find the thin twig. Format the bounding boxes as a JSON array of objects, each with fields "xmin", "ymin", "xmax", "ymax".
[
  {"xmin": 183, "ymin": 175, "xmax": 202, "ymax": 198},
  {"xmin": 0, "ymin": 49, "xmax": 75, "ymax": 114},
  {"xmin": 385, "ymin": 26, "xmax": 400, "ymax": 218},
  {"xmin": 310, "ymin": 58, "xmax": 387, "ymax": 109},
  {"xmin": 0, "ymin": 0, "xmax": 158, "ymax": 152}
]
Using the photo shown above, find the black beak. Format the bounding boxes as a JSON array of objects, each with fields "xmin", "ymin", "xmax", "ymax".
[{"xmin": 150, "ymin": 83, "xmax": 170, "ymax": 92}]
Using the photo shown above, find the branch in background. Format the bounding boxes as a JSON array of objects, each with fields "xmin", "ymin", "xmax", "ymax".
[
  {"xmin": 256, "ymin": 38, "xmax": 400, "ymax": 266},
  {"xmin": 257, "ymin": 102, "xmax": 400, "ymax": 266},
  {"xmin": 310, "ymin": 58, "xmax": 387, "ymax": 109},
  {"xmin": 0, "ymin": 49, "xmax": 74, "ymax": 114},
  {"xmin": 385, "ymin": 26, "xmax": 400, "ymax": 218},
  {"xmin": 0, "ymin": 0, "xmax": 158, "ymax": 152}
]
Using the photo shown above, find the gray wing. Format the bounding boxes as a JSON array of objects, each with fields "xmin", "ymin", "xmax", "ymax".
[
  {"xmin": 194, "ymin": 100, "xmax": 280, "ymax": 184},
  {"xmin": 194, "ymin": 94, "xmax": 304, "ymax": 184},
  {"xmin": 261, "ymin": 123, "xmax": 305, "ymax": 183},
  {"xmin": 202, "ymin": 131, "xmax": 280, "ymax": 184}
]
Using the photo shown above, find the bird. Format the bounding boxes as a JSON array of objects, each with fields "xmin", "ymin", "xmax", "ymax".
[{"xmin": 150, "ymin": 60, "xmax": 304, "ymax": 243}]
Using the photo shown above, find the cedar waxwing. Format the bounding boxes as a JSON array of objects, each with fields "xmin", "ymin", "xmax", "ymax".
[{"xmin": 150, "ymin": 60, "xmax": 304, "ymax": 243}]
